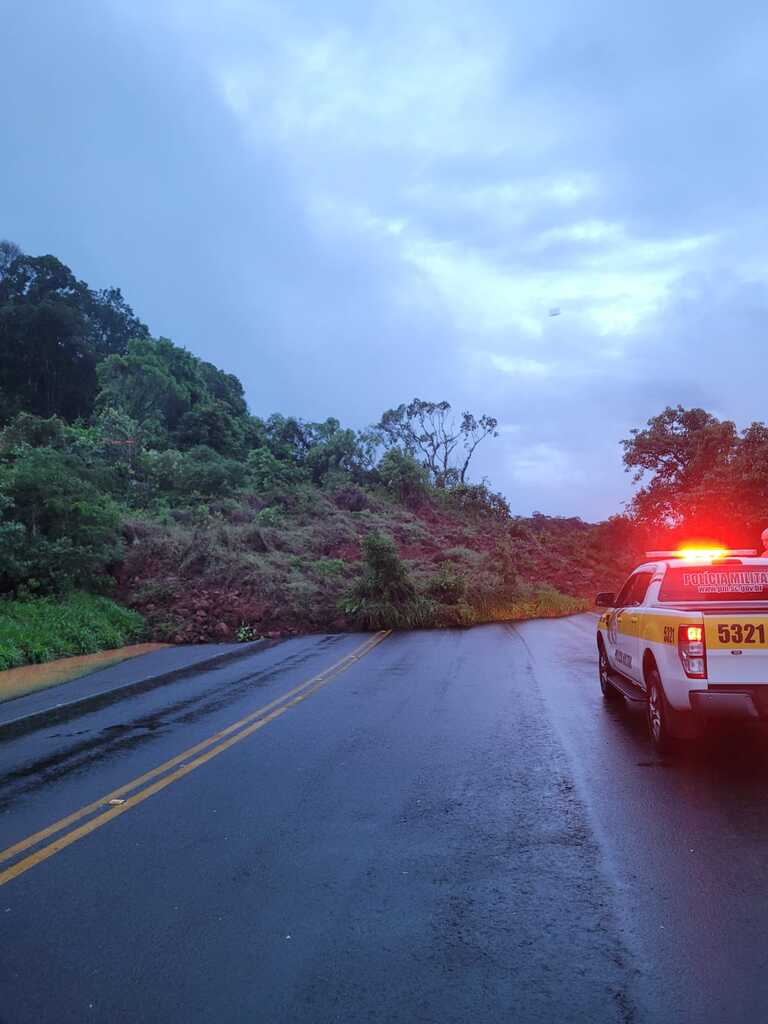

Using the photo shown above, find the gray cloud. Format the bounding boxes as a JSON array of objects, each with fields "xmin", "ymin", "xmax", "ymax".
[{"xmin": 2, "ymin": 0, "xmax": 767, "ymax": 519}]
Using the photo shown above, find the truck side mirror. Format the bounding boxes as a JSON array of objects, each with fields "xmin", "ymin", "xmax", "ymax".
[{"xmin": 595, "ymin": 592, "xmax": 616, "ymax": 608}]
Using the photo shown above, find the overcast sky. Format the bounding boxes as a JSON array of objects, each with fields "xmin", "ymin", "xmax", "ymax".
[{"xmin": 2, "ymin": 1, "xmax": 767, "ymax": 520}]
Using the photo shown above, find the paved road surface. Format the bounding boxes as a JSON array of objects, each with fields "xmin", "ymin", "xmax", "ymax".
[{"xmin": 2, "ymin": 616, "xmax": 768, "ymax": 1022}]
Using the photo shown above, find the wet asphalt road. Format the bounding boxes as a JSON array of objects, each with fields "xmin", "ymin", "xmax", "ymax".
[{"xmin": 2, "ymin": 615, "xmax": 768, "ymax": 1022}]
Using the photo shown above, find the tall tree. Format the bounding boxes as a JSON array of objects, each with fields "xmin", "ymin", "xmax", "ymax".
[
  {"xmin": 0, "ymin": 253, "xmax": 148, "ymax": 423},
  {"xmin": 96, "ymin": 337, "xmax": 254, "ymax": 456},
  {"xmin": 376, "ymin": 398, "xmax": 498, "ymax": 487},
  {"xmin": 621, "ymin": 405, "xmax": 767, "ymax": 543},
  {"xmin": 0, "ymin": 239, "xmax": 21, "ymax": 279}
]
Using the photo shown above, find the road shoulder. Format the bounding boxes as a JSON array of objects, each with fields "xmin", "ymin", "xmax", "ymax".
[{"xmin": 0, "ymin": 640, "xmax": 265, "ymax": 739}]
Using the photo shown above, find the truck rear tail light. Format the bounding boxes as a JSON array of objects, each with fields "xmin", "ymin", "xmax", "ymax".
[{"xmin": 678, "ymin": 624, "xmax": 706, "ymax": 679}]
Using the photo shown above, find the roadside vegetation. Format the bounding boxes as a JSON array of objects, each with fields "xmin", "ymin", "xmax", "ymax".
[
  {"xmin": 3, "ymin": 241, "xmax": 762, "ymax": 665},
  {"xmin": 0, "ymin": 593, "xmax": 145, "ymax": 671}
]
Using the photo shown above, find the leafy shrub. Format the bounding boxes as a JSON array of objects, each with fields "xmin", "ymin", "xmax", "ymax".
[
  {"xmin": 246, "ymin": 447, "xmax": 307, "ymax": 491},
  {"xmin": 0, "ymin": 448, "xmax": 122, "ymax": 594},
  {"xmin": 214, "ymin": 499, "xmax": 253, "ymax": 524},
  {"xmin": 264, "ymin": 483, "xmax": 334, "ymax": 517},
  {"xmin": 443, "ymin": 546, "xmax": 485, "ymax": 567},
  {"xmin": 343, "ymin": 531, "xmax": 430, "ymax": 628},
  {"xmin": 121, "ymin": 519, "xmax": 188, "ymax": 564},
  {"xmin": 333, "ymin": 485, "xmax": 369, "ymax": 512},
  {"xmin": 285, "ymin": 577, "xmax": 320, "ymax": 618},
  {"xmin": 312, "ymin": 515, "xmax": 358, "ymax": 553},
  {"xmin": 0, "ymin": 593, "xmax": 145, "ymax": 669},
  {"xmin": 427, "ymin": 562, "xmax": 467, "ymax": 603},
  {"xmin": 377, "ymin": 449, "xmax": 430, "ymax": 505},
  {"xmin": 311, "ymin": 557, "xmax": 346, "ymax": 577},
  {"xmin": 141, "ymin": 445, "xmax": 246, "ymax": 498},
  {"xmin": 357, "ymin": 532, "xmax": 415, "ymax": 601},
  {"xmin": 442, "ymin": 482, "xmax": 510, "ymax": 520},
  {"xmin": 240, "ymin": 524, "xmax": 270, "ymax": 552},
  {"xmin": 256, "ymin": 506, "xmax": 283, "ymax": 527}
]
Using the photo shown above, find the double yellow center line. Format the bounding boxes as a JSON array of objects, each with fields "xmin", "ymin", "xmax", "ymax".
[{"xmin": 0, "ymin": 630, "xmax": 390, "ymax": 887}]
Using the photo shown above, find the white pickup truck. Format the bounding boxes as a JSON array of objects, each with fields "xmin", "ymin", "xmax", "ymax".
[{"xmin": 596, "ymin": 549, "xmax": 768, "ymax": 751}]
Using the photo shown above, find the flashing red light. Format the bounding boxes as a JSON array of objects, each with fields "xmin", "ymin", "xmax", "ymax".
[
  {"xmin": 685, "ymin": 626, "xmax": 703, "ymax": 642},
  {"xmin": 676, "ymin": 546, "xmax": 728, "ymax": 561}
]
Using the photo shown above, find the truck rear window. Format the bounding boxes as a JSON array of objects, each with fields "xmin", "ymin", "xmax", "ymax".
[{"xmin": 659, "ymin": 566, "xmax": 768, "ymax": 602}]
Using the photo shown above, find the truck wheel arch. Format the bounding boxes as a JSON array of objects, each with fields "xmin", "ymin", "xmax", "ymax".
[{"xmin": 642, "ymin": 648, "xmax": 657, "ymax": 685}]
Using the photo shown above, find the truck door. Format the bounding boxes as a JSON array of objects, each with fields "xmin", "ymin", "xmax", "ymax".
[
  {"xmin": 606, "ymin": 574, "xmax": 642, "ymax": 677},
  {"xmin": 622, "ymin": 571, "xmax": 653, "ymax": 685}
]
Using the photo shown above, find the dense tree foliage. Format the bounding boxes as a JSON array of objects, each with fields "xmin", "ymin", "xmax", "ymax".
[
  {"xmin": 0, "ymin": 446, "xmax": 122, "ymax": 594},
  {"xmin": 140, "ymin": 446, "xmax": 247, "ymax": 499},
  {"xmin": 96, "ymin": 337, "xmax": 257, "ymax": 456},
  {"xmin": 622, "ymin": 406, "xmax": 768, "ymax": 544},
  {"xmin": 0, "ymin": 247, "xmax": 149, "ymax": 423}
]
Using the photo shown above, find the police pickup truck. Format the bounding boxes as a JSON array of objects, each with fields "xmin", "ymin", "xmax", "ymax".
[{"xmin": 596, "ymin": 549, "xmax": 768, "ymax": 751}]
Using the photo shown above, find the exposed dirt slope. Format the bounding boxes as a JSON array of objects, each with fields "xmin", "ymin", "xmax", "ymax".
[{"xmin": 117, "ymin": 488, "xmax": 638, "ymax": 642}]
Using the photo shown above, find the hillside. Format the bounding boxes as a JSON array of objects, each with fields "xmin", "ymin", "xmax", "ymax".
[
  {"xmin": 117, "ymin": 489, "xmax": 642, "ymax": 642},
  {"xmin": 9, "ymin": 243, "xmax": 766, "ymax": 663}
]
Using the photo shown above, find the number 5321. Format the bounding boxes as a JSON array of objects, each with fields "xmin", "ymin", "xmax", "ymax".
[{"xmin": 717, "ymin": 623, "xmax": 766, "ymax": 644}]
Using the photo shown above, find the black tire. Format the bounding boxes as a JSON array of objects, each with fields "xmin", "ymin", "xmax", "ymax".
[
  {"xmin": 598, "ymin": 641, "xmax": 621, "ymax": 701},
  {"xmin": 646, "ymin": 668, "xmax": 678, "ymax": 753}
]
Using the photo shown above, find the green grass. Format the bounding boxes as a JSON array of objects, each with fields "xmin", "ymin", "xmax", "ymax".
[
  {"xmin": 343, "ymin": 586, "xmax": 587, "ymax": 631},
  {"xmin": 340, "ymin": 594, "xmax": 440, "ymax": 631},
  {"xmin": 475, "ymin": 588, "xmax": 589, "ymax": 623},
  {"xmin": 310, "ymin": 557, "xmax": 347, "ymax": 577},
  {"xmin": 0, "ymin": 593, "xmax": 146, "ymax": 670}
]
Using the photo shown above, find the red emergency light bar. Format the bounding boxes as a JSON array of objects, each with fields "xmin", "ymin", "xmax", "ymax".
[{"xmin": 645, "ymin": 548, "xmax": 757, "ymax": 559}]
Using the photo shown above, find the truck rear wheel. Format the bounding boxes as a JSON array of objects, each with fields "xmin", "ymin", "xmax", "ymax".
[{"xmin": 646, "ymin": 668, "xmax": 678, "ymax": 753}]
